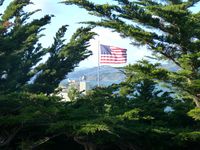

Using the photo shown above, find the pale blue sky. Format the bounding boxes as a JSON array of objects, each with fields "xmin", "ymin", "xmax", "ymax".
[{"xmin": 1, "ymin": 0, "xmax": 200, "ymax": 69}]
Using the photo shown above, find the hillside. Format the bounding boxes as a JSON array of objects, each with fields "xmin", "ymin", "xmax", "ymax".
[
  {"xmin": 60, "ymin": 63, "xmax": 179, "ymax": 88},
  {"xmin": 60, "ymin": 65, "xmax": 125, "ymax": 87}
]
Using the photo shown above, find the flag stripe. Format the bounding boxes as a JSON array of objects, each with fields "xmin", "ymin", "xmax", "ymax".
[
  {"xmin": 100, "ymin": 61, "xmax": 126, "ymax": 63},
  {"xmin": 101, "ymin": 54, "xmax": 127, "ymax": 56},
  {"xmin": 110, "ymin": 52, "xmax": 127, "ymax": 54},
  {"xmin": 101, "ymin": 59, "xmax": 127, "ymax": 61},
  {"xmin": 100, "ymin": 44, "xmax": 127, "ymax": 64},
  {"xmin": 110, "ymin": 49, "xmax": 127, "ymax": 51},
  {"xmin": 108, "ymin": 54, "xmax": 127, "ymax": 56},
  {"xmin": 100, "ymin": 57, "xmax": 126, "ymax": 60}
]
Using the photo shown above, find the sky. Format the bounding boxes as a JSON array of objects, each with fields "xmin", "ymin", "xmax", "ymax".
[
  {"xmin": 0, "ymin": 0, "xmax": 150, "ymax": 69},
  {"xmin": 1, "ymin": 0, "xmax": 199, "ymax": 69}
]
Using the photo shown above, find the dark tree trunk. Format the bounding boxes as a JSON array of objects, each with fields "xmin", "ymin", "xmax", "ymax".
[
  {"xmin": 0, "ymin": 127, "xmax": 21, "ymax": 147},
  {"xmin": 74, "ymin": 137, "xmax": 96, "ymax": 150},
  {"xmin": 194, "ymin": 96, "xmax": 200, "ymax": 108},
  {"xmin": 118, "ymin": 143, "xmax": 139, "ymax": 150}
]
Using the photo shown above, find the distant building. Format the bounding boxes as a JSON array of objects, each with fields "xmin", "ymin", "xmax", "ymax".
[
  {"xmin": 79, "ymin": 81, "xmax": 91, "ymax": 94},
  {"xmin": 81, "ymin": 75, "xmax": 87, "ymax": 81},
  {"xmin": 58, "ymin": 78, "xmax": 96, "ymax": 101}
]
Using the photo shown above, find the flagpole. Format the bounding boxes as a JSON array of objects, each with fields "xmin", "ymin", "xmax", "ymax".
[{"xmin": 97, "ymin": 40, "xmax": 100, "ymax": 86}]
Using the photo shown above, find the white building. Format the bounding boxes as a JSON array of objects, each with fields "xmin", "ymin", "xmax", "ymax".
[{"xmin": 58, "ymin": 78, "xmax": 95, "ymax": 101}]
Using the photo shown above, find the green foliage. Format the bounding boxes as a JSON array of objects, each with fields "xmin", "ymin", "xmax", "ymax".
[
  {"xmin": 77, "ymin": 123, "xmax": 111, "ymax": 135},
  {"xmin": 67, "ymin": 85, "xmax": 81, "ymax": 101},
  {"xmin": 118, "ymin": 108, "xmax": 141, "ymax": 121},
  {"xmin": 0, "ymin": 82, "xmax": 194, "ymax": 149},
  {"xmin": 177, "ymin": 131, "xmax": 200, "ymax": 142},
  {"xmin": 57, "ymin": 81, "xmax": 196, "ymax": 149},
  {"xmin": 175, "ymin": 131, "xmax": 200, "ymax": 149},
  {"xmin": 0, "ymin": 92, "xmax": 64, "ymax": 148},
  {"xmin": 188, "ymin": 108, "xmax": 200, "ymax": 121}
]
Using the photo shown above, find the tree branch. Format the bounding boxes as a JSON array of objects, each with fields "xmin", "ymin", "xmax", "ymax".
[{"xmin": 0, "ymin": 127, "xmax": 21, "ymax": 147}]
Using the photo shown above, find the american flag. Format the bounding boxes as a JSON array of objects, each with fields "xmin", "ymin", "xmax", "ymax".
[{"xmin": 100, "ymin": 44, "xmax": 127, "ymax": 64}]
